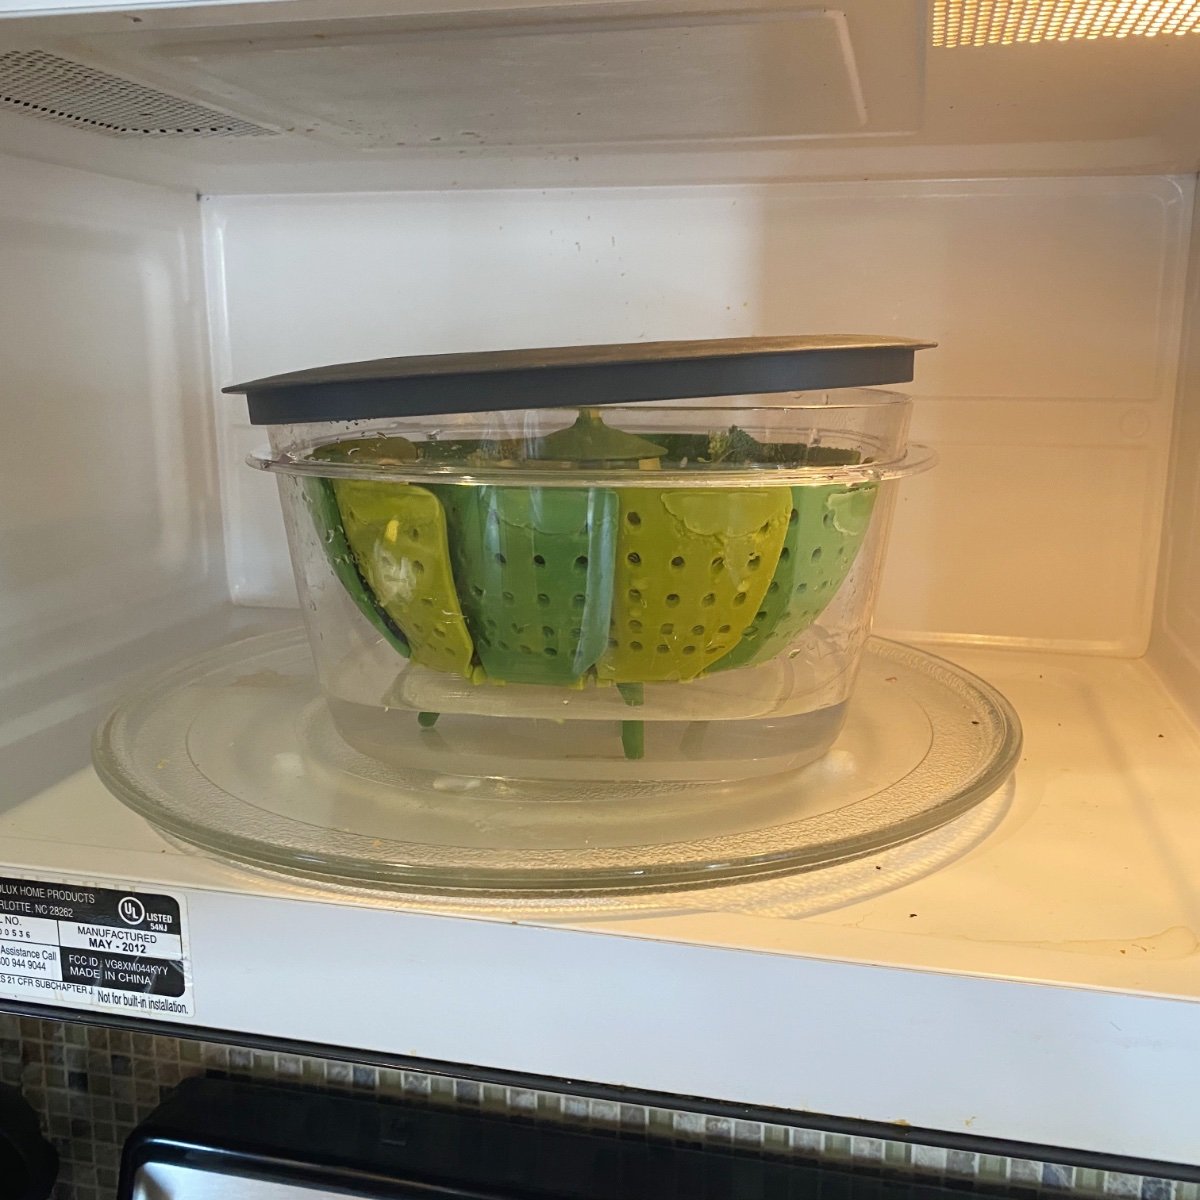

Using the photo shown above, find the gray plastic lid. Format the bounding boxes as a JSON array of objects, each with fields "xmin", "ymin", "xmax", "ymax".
[{"xmin": 224, "ymin": 334, "xmax": 934, "ymax": 425}]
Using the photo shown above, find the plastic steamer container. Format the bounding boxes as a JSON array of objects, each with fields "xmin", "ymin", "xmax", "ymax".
[{"xmin": 215, "ymin": 337, "xmax": 945, "ymax": 886}]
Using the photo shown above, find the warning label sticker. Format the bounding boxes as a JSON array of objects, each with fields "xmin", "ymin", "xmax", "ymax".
[{"xmin": 0, "ymin": 874, "xmax": 191, "ymax": 1017}]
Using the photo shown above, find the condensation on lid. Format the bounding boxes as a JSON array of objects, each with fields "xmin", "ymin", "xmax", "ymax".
[{"xmin": 225, "ymin": 335, "xmax": 936, "ymax": 425}]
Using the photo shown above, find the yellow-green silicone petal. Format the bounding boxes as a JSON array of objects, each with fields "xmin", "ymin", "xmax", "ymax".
[
  {"xmin": 599, "ymin": 487, "xmax": 792, "ymax": 682},
  {"xmin": 332, "ymin": 479, "xmax": 476, "ymax": 679},
  {"xmin": 712, "ymin": 482, "xmax": 877, "ymax": 671}
]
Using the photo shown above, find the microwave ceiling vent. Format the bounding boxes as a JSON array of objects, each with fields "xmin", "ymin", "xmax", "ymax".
[
  {"xmin": 0, "ymin": 49, "xmax": 276, "ymax": 137},
  {"xmin": 933, "ymin": 0, "xmax": 1200, "ymax": 45}
]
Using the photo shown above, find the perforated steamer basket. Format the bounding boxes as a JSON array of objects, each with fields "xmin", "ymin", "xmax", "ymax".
[{"xmin": 232, "ymin": 336, "xmax": 936, "ymax": 799}]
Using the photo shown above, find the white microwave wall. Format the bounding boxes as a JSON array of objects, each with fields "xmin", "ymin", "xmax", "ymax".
[{"xmin": 0, "ymin": 152, "xmax": 224, "ymax": 790}]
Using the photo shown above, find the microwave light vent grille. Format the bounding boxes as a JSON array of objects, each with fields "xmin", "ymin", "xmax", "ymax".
[
  {"xmin": 933, "ymin": 0, "xmax": 1200, "ymax": 45},
  {"xmin": 0, "ymin": 49, "xmax": 277, "ymax": 137}
]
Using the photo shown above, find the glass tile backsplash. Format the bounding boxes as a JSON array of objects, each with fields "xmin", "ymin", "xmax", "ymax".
[{"xmin": 0, "ymin": 1012, "xmax": 1192, "ymax": 1200}]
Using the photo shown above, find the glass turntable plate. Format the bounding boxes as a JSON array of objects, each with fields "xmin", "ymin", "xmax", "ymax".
[{"xmin": 93, "ymin": 630, "xmax": 1021, "ymax": 895}]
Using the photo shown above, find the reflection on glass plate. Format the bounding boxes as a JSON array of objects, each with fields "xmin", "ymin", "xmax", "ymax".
[{"xmin": 94, "ymin": 631, "xmax": 1020, "ymax": 896}]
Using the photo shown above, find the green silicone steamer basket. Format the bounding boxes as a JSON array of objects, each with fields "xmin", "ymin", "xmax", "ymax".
[{"xmin": 233, "ymin": 336, "xmax": 936, "ymax": 801}]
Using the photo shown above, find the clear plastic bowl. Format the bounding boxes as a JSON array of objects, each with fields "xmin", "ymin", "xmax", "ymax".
[{"xmin": 250, "ymin": 390, "xmax": 933, "ymax": 801}]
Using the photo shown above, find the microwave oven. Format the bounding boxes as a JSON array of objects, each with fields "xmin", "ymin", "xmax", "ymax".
[{"xmin": 1, "ymin": 1, "xmax": 1199, "ymax": 1196}]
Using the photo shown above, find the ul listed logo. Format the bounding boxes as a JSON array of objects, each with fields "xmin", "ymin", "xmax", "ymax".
[{"xmin": 118, "ymin": 896, "xmax": 146, "ymax": 926}]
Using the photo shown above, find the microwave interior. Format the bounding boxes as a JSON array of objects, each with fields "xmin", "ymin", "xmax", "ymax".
[{"xmin": 1, "ymin": 0, "xmax": 1200, "ymax": 1174}]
